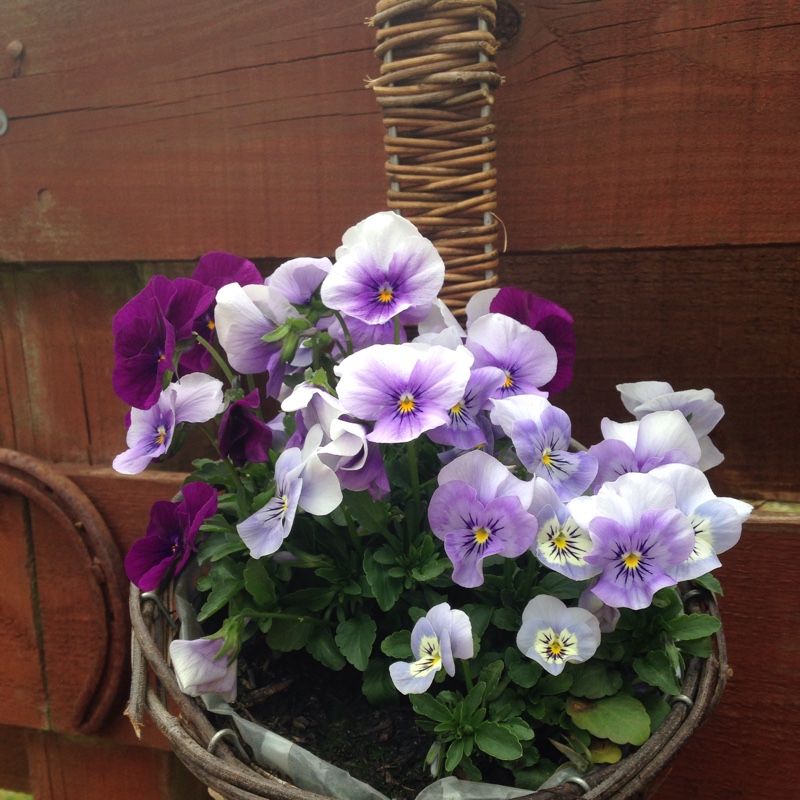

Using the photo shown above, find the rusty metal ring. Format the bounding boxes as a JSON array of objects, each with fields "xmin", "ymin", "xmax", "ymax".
[{"xmin": 0, "ymin": 448, "xmax": 128, "ymax": 734}]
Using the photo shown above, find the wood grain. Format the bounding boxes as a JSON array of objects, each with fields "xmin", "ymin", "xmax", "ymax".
[{"xmin": 3, "ymin": 2, "xmax": 800, "ymax": 261}]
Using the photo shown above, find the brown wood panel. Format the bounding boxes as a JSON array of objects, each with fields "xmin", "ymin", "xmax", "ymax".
[
  {"xmin": 0, "ymin": 725, "xmax": 31, "ymax": 793},
  {"xmin": 26, "ymin": 729, "xmax": 208, "ymax": 800},
  {"xmin": 496, "ymin": 1, "xmax": 800, "ymax": 251},
  {"xmin": 0, "ymin": 492, "xmax": 48, "ymax": 730},
  {"xmin": 0, "ymin": 0, "xmax": 385, "ymax": 263},
  {"xmin": 651, "ymin": 504, "xmax": 800, "ymax": 798},
  {"xmin": 3, "ymin": 2, "xmax": 799, "ymax": 262},
  {"xmin": 502, "ymin": 246, "xmax": 800, "ymax": 499}
]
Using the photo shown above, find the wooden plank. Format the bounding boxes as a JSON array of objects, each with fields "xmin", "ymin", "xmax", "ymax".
[
  {"xmin": 0, "ymin": 0, "xmax": 385, "ymax": 263},
  {"xmin": 501, "ymin": 246, "xmax": 800, "ymax": 500},
  {"xmin": 0, "ymin": 725, "xmax": 31, "ymax": 793},
  {"xmin": 2, "ymin": 2, "xmax": 800, "ymax": 261},
  {"xmin": 0, "ymin": 493, "xmax": 48, "ymax": 730},
  {"xmin": 25, "ymin": 730, "xmax": 208, "ymax": 800},
  {"xmin": 651, "ymin": 505, "xmax": 800, "ymax": 798}
]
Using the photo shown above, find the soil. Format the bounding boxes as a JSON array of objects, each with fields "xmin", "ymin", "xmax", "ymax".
[{"xmin": 231, "ymin": 652, "xmax": 434, "ymax": 800}]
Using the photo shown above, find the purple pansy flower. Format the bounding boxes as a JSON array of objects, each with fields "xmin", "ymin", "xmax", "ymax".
[
  {"xmin": 569, "ymin": 473, "xmax": 696, "ymax": 610},
  {"xmin": 334, "ymin": 343, "xmax": 473, "ymax": 444},
  {"xmin": 491, "ymin": 395, "xmax": 598, "ymax": 500},
  {"xmin": 588, "ymin": 410, "xmax": 702, "ymax": 490},
  {"xmin": 169, "ymin": 637, "xmax": 237, "ymax": 702},
  {"xmin": 113, "ymin": 373, "xmax": 225, "ymax": 475},
  {"xmin": 617, "ymin": 381, "xmax": 725, "ymax": 470},
  {"xmin": 389, "ymin": 603, "xmax": 474, "ymax": 695},
  {"xmin": 321, "ymin": 211, "xmax": 445, "ymax": 325},
  {"xmin": 647, "ymin": 463, "xmax": 752, "ymax": 582},
  {"xmin": 218, "ymin": 389, "xmax": 274, "ymax": 467},
  {"xmin": 264, "ymin": 256, "xmax": 332, "ymax": 306},
  {"xmin": 179, "ymin": 252, "xmax": 263, "ymax": 372},
  {"xmin": 213, "ymin": 282, "xmax": 300, "ymax": 397},
  {"xmin": 112, "ymin": 275, "xmax": 215, "ymax": 409},
  {"xmin": 465, "ymin": 313, "xmax": 557, "ymax": 399},
  {"xmin": 476, "ymin": 287, "xmax": 576, "ymax": 395},
  {"xmin": 429, "ymin": 450, "xmax": 538, "ymax": 587},
  {"xmin": 578, "ymin": 584, "xmax": 621, "ymax": 633},
  {"xmin": 516, "ymin": 595, "xmax": 601, "ymax": 676},
  {"xmin": 124, "ymin": 482, "xmax": 218, "ymax": 592}
]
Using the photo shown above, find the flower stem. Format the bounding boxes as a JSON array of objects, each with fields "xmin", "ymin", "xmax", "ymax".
[
  {"xmin": 333, "ymin": 311, "xmax": 354, "ymax": 356},
  {"xmin": 462, "ymin": 660, "xmax": 474, "ymax": 693},
  {"xmin": 393, "ymin": 315, "xmax": 402, "ymax": 345},
  {"xmin": 194, "ymin": 334, "xmax": 236, "ymax": 386}
]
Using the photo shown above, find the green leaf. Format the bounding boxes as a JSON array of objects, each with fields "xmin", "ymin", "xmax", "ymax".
[
  {"xmin": 539, "ymin": 572, "xmax": 585, "ymax": 600},
  {"xmin": 640, "ymin": 693, "xmax": 671, "ymax": 735},
  {"xmin": 569, "ymin": 661, "xmax": 623, "ymax": 700},
  {"xmin": 445, "ymin": 738, "xmax": 465, "ymax": 773},
  {"xmin": 665, "ymin": 613, "xmax": 721, "ymax": 641},
  {"xmin": 266, "ymin": 613, "xmax": 315, "ymax": 652},
  {"xmin": 693, "ymin": 573, "xmax": 723, "ymax": 596},
  {"xmin": 380, "ymin": 630, "xmax": 412, "ymax": 659},
  {"xmin": 461, "ymin": 681, "xmax": 487, "ymax": 722},
  {"xmin": 280, "ymin": 587, "xmax": 336, "ymax": 612},
  {"xmin": 342, "ymin": 490, "xmax": 391, "ymax": 534},
  {"xmin": 478, "ymin": 660, "xmax": 505, "ymax": 701},
  {"xmin": 680, "ymin": 635, "xmax": 713, "ymax": 658},
  {"xmin": 307, "ymin": 627, "xmax": 347, "ymax": 671},
  {"xmin": 410, "ymin": 559, "xmax": 446, "ymax": 582},
  {"xmin": 566, "ymin": 694, "xmax": 651, "ymax": 746},
  {"xmin": 410, "ymin": 693, "xmax": 453, "ymax": 723},
  {"xmin": 634, "ymin": 651, "xmax": 681, "ymax": 695},
  {"xmin": 335, "ymin": 615, "xmax": 376, "ymax": 672},
  {"xmin": 508, "ymin": 658, "xmax": 543, "ymax": 689},
  {"xmin": 196, "ymin": 558, "xmax": 246, "ymax": 621},
  {"xmin": 362, "ymin": 659, "xmax": 398, "ymax": 705},
  {"xmin": 462, "ymin": 604, "xmax": 493, "ymax": 639},
  {"xmin": 243, "ymin": 558, "xmax": 276, "ymax": 607},
  {"xmin": 363, "ymin": 550, "xmax": 404, "ymax": 611},
  {"xmin": 492, "ymin": 607, "xmax": 521, "ymax": 632},
  {"xmin": 474, "ymin": 721, "xmax": 523, "ymax": 761}
]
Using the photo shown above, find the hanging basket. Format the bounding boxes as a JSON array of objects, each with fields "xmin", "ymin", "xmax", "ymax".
[
  {"xmin": 125, "ymin": 3, "xmax": 731, "ymax": 799},
  {"xmin": 128, "ymin": 580, "xmax": 728, "ymax": 800}
]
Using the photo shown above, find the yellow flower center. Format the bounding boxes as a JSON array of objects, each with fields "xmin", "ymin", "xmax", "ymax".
[
  {"xmin": 549, "ymin": 638, "xmax": 564, "ymax": 657},
  {"xmin": 155, "ymin": 425, "xmax": 167, "ymax": 445},
  {"xmin": 207, "ymin": 319, "xmax": 216, "ymax": 331},
  {"xmin": 552, "ymin": 531, "xmax": 568, "ymax": 550},
  {"xmin": 474, "ymin": 526, "xmax": 491, "ymax": 544},
  {"xmin": 378, "ymin": 286, "xmax": 394, "ymax": 304},
  {"xmin": 450, "ymin": 402, "xmax": 463, "ymax": 417},
  {"xmin": 623, "ymin": 552, "xmax": 641, "ymax": 570},
  {"xmin": 502, "ymin": 370, "xmax": 514, "ymax": 388},
  {"xmin": 398, "ymin": 393, "xmax": 415, "ymax": 414},
  {"xmin": 542, "ymin": 449, "xmax": 552, "ymax": 467}
]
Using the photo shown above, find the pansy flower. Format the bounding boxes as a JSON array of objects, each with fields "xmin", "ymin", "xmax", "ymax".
[
  {"xmin": 217, "ymin": 389, "xmax": 273, "ymax": 467},
  {"xmin": 389, "ymin": 603, "xmax": 473, "ymax": 694},
  {"xmin": 429, "ymin": 449, "xmax": 538, "ymax": 587},
  {"xmin": 112, "ymin": 275, "xmax": 215, "ymax": 409},
  {"xmin": 124, "ymin": 481, "xmax": 218, "ymax": 592},
  {"xmin": 169, "ymin": 637, "xmax": 237, "ymax": 702},
  {"xmin": 569, "ymin": 472, "xmax": 696, "ymax": 610},
  {"xmin": 334, "ymin": 343, "xmax": 472, "ymax": 444},
  {"xmin": 491, "ymin": 395, "xmax": 597, "ymax": 500},
  {"xmin": 465, "ymin": 313, "xmax": 557, "ymax": 399},
  {"xmin": 113, "ymin": 373, "xmax": 224, "ymax": 475},
  {"xmin": 321, "ymin": 211, "xmax": 445, "ymax": 325},
  {"xmin": 517, "ymin": 595, "xmax": 601, "ymax": 676}
]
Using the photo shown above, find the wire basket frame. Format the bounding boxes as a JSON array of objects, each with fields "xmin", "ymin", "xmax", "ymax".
[
  {"xmin": 367, "ymin": 0, "xmax": 504, "ymax": 316},
  {"xmin": 128, "ymin": 580, "xmax": 728, "ymax": 800}
]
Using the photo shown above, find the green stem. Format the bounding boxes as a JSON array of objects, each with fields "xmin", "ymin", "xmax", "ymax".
[
  {"xmin": 239, "ymin": 611, "xmax": 327, "ymax": 626},
  {"xmin": 393, "ymin": 315, "xmax": 402, "ymax": 345},
  {"xmin": 407, "ymin": 439, "xmax": 421, "ymax": 505},
  {"xmin": 194, "ymin": 334, "xmax": 236, "ymax": 386},
  {"xmin": 342, "ymin": 505, "xmax": 363, "ymax": 556},
  {"xmin": 462, "ymin": 660, "xmax": 474, "ymax": 693},
  {"xmin": 333, "ymin": 311, "xmax": 354, "ymax": 356}
]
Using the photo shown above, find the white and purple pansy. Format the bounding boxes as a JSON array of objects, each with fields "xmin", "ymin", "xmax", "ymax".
[
  {"xmin": 169, "ymin": 637, "xmax": 237, "ymax": 702},
  {"xmin": 320, "ymin": 211, "xmax": 445, "ymax": 326},
  {"xmin": 389, "ymin": 603, "xmax": 473, "ymax": 695},
  {"xmin": 334, "ymin": 342, "xmax": 472, "ymax": 444},
  {"xmin": 516, "ymin": 594, "xmax": 601, "ymax": 676},
  {"xmin": 428, "ymin": 449, "xmax": 538, "ymax": 588}
]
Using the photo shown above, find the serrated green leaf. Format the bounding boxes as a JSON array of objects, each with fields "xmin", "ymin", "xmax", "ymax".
[
  {"xmin": 475, "ymin": 721, "xmax": 523, "ymax": 761},
  {"xmin": 566, "ymin": 694, "xmax": 651, "ymax": 746},
  {"xmin": 509, "ymin": 658, "xmax": 543, "ymax": 689},
  {"xmin": 410, "ymin": 693, "xmax": 453, "ymax": 723},
  {"xmin": 569, "ymin": 661, "xmax": 623, "ymax": 700},
  {"xmin": 478, "ymin": 660, "xmax": 505, "ymax": 700},
  {"xmin": 693, "ymin": 573, "xmax": 723, "ymax": 596},
  {"xmin": 363, "ymin": 550, "xmax": 404, "ymax": 611},
  {"xmin": 640, "ymin": 693, "xmax": 671, "ymax": 735},
  {"xmin": 335, "ymin": 615, "xmax": 376, "ymax": 671},
  {"xmin": 266, "ymin": 613, "xmax": 314, "ymax": 652},
  {"xmin": 492, "ymin": 607, "xmax": 521, "ymax": 632},
  {"xmin": 380, "ymin": 630, "xmax": 412, "ymax": 659},
  {"xmin": 280, "ymin": 587, "xmax": 336, "ymax": 612},
  {"xmin": 634, "ymin": 651, "xmax": 682, "ymax": 695},
  {"xmin": 196, "ymin": 558, "xmax": 246, "ymax": 621},
  {"xmin": 462, "ymin": 604, "xmax": 493, "ymax": 639},
  {"xmin": 680, "ymin": 635, "xmax": 713, "ymax": 658},
  {"xmin": 307, "ymin": 627, "xmax": 346, "ymax": 671},
  {"xmin": 461, "ymin": 681, "xmax": 487, "ymax": 722},
  {"xmin": 243, "ymin": 558, "xmax": 276, "ymax": 607},
  {"xmin": 665, "ymin": 613, "xmax": 721, "ymax": 641},
  {"xmin": 538, "ymin": 572, "xmax": 585, "ymax": 600}
]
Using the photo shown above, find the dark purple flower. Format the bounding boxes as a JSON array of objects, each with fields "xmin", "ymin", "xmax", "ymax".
[
  {"xmin": 218, "ymin": 389, "xmax": 274, "ymax": 466},
  {"xmin": 124, "ymin": 482, "xmax": 218, "ymax": 591},
  {"xmin": 113, "ymin": 275, "xmax": 215, "ymax": 409},
  {"xmin": 180, "ymin": 252, "xmax": 264, "ymax": 372},
  {"xmin": 490, "ymin": 287, "xmax": 575, "ymax": 394}
]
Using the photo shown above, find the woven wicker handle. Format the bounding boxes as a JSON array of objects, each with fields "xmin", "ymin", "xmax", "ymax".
[{"xmin": 369, "ymin": 0, "xmax": 503, "ymax": 316}]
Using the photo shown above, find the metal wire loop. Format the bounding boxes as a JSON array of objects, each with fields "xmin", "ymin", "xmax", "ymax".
[
  {"xmin": 141, "ymin": 590, "xmax": 180, "ymax": 630},
  {"xmin": 208, "ymin": 728, "xmax": 251, "ymax": 763}
]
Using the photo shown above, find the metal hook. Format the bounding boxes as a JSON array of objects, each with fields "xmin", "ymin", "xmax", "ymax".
[
  {"xmin": 565, "ymin": 776, "xmax": 591, "ymax": 793},
  {"xmin": 208, "ymin": 728, "xmax": 250, "ymax": 762},
  {"xmin": 682, "ymin": 588, "xmax": 704, "ymax": 605},
  {"xmin": 140, "ymin": 591, "xmax": 180, "ymax": 630},
  {"xmin": 668, "ymin": 693, "xmax": 695, "ymax": 709}
]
